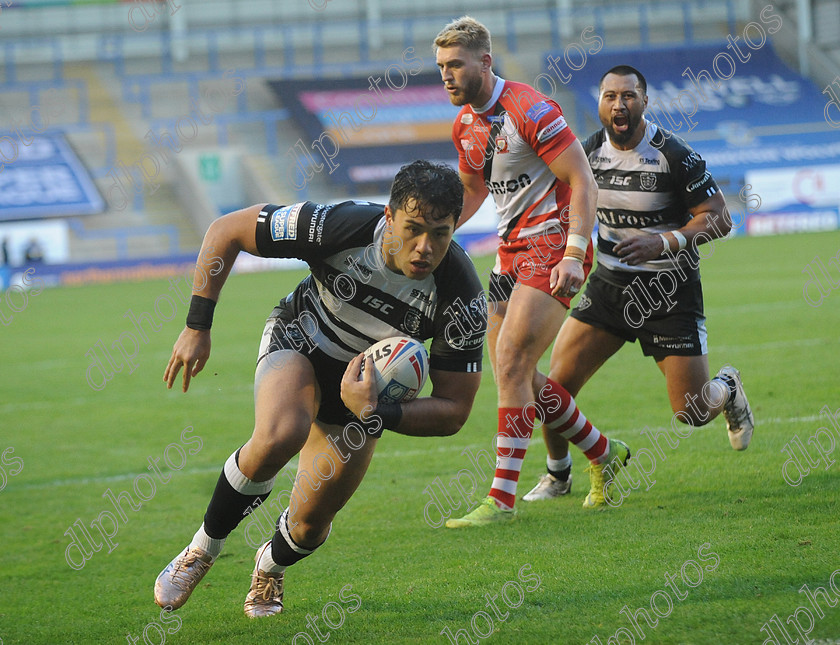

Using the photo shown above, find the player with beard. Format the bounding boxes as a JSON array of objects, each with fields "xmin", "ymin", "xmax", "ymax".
[
  {"xmin": 523, "ymin": 65, "xmax": 754, "ymax": 503},
  {"xmin": 434, "ymin": 16, "xmax": 631, "ymax": 526}
]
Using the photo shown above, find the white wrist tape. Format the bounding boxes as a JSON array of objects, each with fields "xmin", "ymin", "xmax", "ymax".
[
  {"xmin": 564, "ymin": 233, "xmax": 588, "ymax": 263},
  {"xmin": 567, "ymin": 234, "xmax": 588, "ymax": 251}
]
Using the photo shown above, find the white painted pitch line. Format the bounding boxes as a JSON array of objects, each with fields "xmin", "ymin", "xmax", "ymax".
[
  {"xmin": 3, "ymin": 444, "xmax": 459, "ymax": 492},
  {"xmin": 0, "ymin": 384, "xmax": 256, "ymax": 413},
  {"xmin": 612, "ymin": 413, "xmax": 829, "ymax": 439},
  {"xmin": 5, "ymin": 335, "xmax": 837, "ymax": 416},
  {"xmin": 714, "ymin": 336, "xmax": 837, "ymax": 353},
  {"xmin": 7, "ymin": 413, "xmax": 830, "ymax": 493},
  {"xmin": 705, "ymin": 299, "xmax": 805, "ymax": 315}
]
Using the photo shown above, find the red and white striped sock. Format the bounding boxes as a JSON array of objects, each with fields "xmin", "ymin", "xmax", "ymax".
[
  {"xmin": 538, "ymin": 378, "xmax": 609, "ymax": 463},
  {"xmin": 488, "ymin": 406, "xmax": 535, "ymax": 510}
]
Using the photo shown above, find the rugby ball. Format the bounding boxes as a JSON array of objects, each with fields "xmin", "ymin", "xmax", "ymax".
[{"xmin": 364, "ymin": 336, "xmax": 429, "ymax": 404}]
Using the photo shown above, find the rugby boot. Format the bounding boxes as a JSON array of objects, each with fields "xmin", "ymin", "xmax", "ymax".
[
  {"xmin": 445, "ymin": 496, "xmax": 516, "ymax": 528},
  {"xmin": 154, "ymin": 546, "xmax": 214, "ymax": 609},
  {"xmin": 243, "ymin": 541, "xmax": 285, "ymax": 618},
  {"xmin": 717, "ymin": 366, "xmax": 755, "ymax": 450},
  {"xmin": 583, "ymin": 439, "xmax": 630, "ymax": 509}
]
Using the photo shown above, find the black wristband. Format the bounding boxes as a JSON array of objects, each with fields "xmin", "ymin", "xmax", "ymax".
[
  {"xmin": 375, "ymin": 402, "xmax": 403, "ymax": 429},
  {"xmin": 365, "ymin": 402, "xmax": 403, "ymax": 438},
  {"xmin": 186, "ymin": 295, "xmax": 216, "ymax": 330}
]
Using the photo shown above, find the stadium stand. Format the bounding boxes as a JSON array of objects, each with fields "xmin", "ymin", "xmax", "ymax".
[{"xmin": 0, "ymin": 0, "xmax": 837, "ymax": 279}]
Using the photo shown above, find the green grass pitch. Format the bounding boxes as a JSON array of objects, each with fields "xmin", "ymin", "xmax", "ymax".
[{"xmin": 2, "ymin": 230, "xmax": 840, "ymax": 644}]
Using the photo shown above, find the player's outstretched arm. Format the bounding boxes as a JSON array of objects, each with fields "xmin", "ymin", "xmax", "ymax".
[
  {"xmin": 547, "ymin": 140, "xmax": 598, "ymax": 297},
  {"xmin": 341, "ymin": 355, "xmax": 481, "ymax": 437},
  {"xmin": 163, "ymin": 203, "xmax": 268, "ymax": 392}
]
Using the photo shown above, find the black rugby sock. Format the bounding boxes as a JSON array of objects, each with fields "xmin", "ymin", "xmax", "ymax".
[
  {"xmin": 269, "ymin": 508, "xmax": 330, "ymax": 568},
  {"xmin": 203, "ymin": 449, "xmax": 275, "ymax": 539}
]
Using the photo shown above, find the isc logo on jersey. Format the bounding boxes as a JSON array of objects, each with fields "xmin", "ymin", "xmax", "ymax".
[
  {"xmin": 362, "ymin": 294, "xmax": 393, "ymax": 315},
  {"xmin": 270, "ymin": 203, "xmax": 304, "ymax": 241},
  {"xmin": 537, "ymin": 116, "xmax": 567, "ymax": 142}
]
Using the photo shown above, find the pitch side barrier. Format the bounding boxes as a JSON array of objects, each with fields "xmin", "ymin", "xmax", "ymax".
[
  {"xmin": 19, "ymin": 252, "xmax": 202, "ymax": 292},
  {"xmin": 67, "ymin": 219, "xmax": 180, "ymax": 261}
]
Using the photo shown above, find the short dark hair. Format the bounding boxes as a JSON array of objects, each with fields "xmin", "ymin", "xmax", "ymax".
[
  {"xmin": 388, "ymin": 160, "xmax": 464, "ymax": 225},
  {"xmin": 599, "ymin": 65, "xmax": 647, "ymax": 96}
]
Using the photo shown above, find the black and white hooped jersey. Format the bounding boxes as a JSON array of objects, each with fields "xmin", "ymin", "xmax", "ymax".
[
  {"xmin": 583, "ymin": 119, "xmax": 720, "ymax": 282},
  {"xmin": 254, "ymin": 200, "xmax": 485, "ymax": 372}
]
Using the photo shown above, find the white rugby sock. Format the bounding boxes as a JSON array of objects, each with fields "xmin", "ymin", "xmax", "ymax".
[
  {"xmin": 547, "ymin": 454, "xmax": 572, "ymax": 478},
  {"xmin": 707, "ymin": 378, "xmax": 731, "ymax": 407},
  {"xmin": 257, "ymin": 541, "xmax": 284, "ymax": 573},
  {"xmin": 189, "ymin": 523, "xmax": 225, "ymax": 560}
]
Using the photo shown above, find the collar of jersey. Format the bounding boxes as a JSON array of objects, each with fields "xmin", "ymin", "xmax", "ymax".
[{"xmin": 472, "ymin": 76, "xmax": 506, "ymax": 115}]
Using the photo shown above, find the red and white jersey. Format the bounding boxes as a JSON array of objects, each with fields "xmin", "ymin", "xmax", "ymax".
[{"xmin": 452, "ymin": 77, "xmax": 577, "ymax": 241}]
